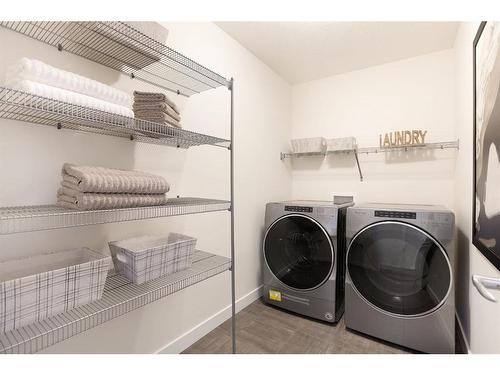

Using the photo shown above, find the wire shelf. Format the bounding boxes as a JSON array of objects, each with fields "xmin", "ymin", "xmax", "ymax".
[
  {"xmin": 0, "ymin": 21, "xmax": 230, "ymax": 96},
  {"xmin": 0, "ymin": 198, "xmax": 231, "ymax": 235},
  {"xmin": 280, "ymin": 141, "xmax": 460, "ymax": 160},
  {"xmin": 0, "ymin": 87, "xmax": 230, "ymax": 149},
  {"xmin": 355, "ymin": 140, "xmax": 460, "ymax": 154},
  {"xmin": 280, "ymin": 140, "xmax": 460, "ymax": 182},
  {"xmin": 0, "ymin": 251, "xmax": 231, "ymax": 354}
]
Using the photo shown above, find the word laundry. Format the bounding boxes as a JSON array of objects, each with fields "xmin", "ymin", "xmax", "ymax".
[{"xmin": 379, "ymin": 130, "xmax": 427, "ymax": 148}]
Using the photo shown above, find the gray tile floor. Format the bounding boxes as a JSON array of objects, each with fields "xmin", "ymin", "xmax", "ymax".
[{"xmin": 183, "ymin": 299, "xmax": 417, "ymax": 354}]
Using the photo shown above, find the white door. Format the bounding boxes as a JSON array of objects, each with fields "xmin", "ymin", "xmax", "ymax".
[{"xmin": 471, "ymin": 251, "xmax": 500, "ymax": 353}]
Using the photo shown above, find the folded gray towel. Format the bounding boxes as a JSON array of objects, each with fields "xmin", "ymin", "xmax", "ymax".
[
  {"xmin": 62, "ymin": 163, "xmax": 170, "ymax": 194},
  {"xmin": 134, "ymin": 110, "xmax": 181, "ymax": 128},
  {"xmin": 133, "ymin": 102, "xmax": 181, "ymax": 121},
  {"xmin": 133, "ymin": 91, "xmax": 180, "ymax": 114},
  {"xmin": 57, "ymin": 187, "xmax": 167, "ymax": 210}
]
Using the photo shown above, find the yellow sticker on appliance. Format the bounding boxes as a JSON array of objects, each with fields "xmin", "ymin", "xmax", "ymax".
[{"xmin": 269, "ymin": 290, "xmax": 282, "ymax": 302}]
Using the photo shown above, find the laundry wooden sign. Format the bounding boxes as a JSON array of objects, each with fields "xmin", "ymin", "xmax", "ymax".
[{"xmin": 379, "ymin": 130, "xmax": 428, "ymax": 148}]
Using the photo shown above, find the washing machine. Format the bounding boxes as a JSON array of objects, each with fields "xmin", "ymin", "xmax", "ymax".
[
  {"xmin": 262, "ymin": 200, "xmax": 353, "ymax": 323},
  {"xmin": 345, "ymin": 203, "xmax": 455, "ymax": 353}
]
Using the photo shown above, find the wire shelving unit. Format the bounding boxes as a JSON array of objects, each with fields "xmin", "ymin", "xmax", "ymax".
[
  {"xmin": 281, "ymin": 140, "xmax": 460, "ymax": 181},
  {"xmin": 0, "ymin": 22, "xmax": 236, "ymax": 354}
]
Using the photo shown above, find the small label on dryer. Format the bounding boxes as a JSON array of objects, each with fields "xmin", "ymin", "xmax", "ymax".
[{"xmin": 269, "ymin": 290, "xmax": 282, "ymax": 302}]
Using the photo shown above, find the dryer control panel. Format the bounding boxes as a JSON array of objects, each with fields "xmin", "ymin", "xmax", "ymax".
[
  {"xmin": 284, "ymin": 205, "xmax": 313, "ymax": 213},
  {"xmin": 375, "ymin": 210, "xmax": 416, "ymax": 219}
]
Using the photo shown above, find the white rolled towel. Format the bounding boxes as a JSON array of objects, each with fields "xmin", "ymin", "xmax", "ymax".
[
  {"xmin": 12, "ymin": 80, "xmax": 134, "ymax": 118},
  {"xmin": 6, "ymin": 57, "xmax": 132, "ymax": 108}
]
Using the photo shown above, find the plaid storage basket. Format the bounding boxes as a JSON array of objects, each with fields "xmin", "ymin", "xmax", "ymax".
[
  {"xmin": 0, "ymin": 247, "xmax": 110, "ymax": 334},
  {"xmin": 109, "ymin": 233, "xmax": 197, "ymax": 285}
]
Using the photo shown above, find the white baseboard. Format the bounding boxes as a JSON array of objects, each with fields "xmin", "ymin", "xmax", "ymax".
[
  {"xmin": 456, "ymin": 312, "xmax": 472, "ymax": 354},
  {"xmin": 156, "ymin": 285, "xmax": 263, "ymax": 354}
]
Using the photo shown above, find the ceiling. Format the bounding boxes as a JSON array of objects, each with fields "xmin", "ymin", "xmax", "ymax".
[{"xmin": 216, "ymin": 22, "xmax": 459, "ymax": 84}]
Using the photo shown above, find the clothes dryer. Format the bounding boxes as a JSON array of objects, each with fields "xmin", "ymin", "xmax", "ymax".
[{"xmin": 345, "ymin": 203, "xmax": 455, "ymax": 353}]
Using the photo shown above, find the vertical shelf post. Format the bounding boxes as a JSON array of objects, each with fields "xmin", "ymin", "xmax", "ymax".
[{"xmin": 229, "ymin": 77, "xmax": 236, "ymax": 354}]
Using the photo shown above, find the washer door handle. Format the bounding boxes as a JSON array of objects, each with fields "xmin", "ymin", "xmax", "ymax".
[{"xmin": 472, "ymin": 274, "xmax": 500, "ymax": 302}]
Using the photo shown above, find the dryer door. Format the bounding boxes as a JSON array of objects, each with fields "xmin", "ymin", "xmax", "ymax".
[
  {"xmin": 347, "ymin": 221, "xmax": 452, "ymax": 317},
  {"xmin": 264, "ymin": 214, "xmax": 334, "ymax": 291}
]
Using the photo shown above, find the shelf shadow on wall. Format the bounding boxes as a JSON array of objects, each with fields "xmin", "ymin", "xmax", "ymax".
[
  {"xmin": 289, "ymin": 155, "xmax": 325, "ymax": 170},
  {"xmin": 326, "ymin": 153, "xmax": 357, "ymax": 169},
  {"xmin": 288, "ymin": 153, "xmax": 359, "ymax": 170},
  {"xmin": 380, "ymin": 148, "xmax": 438, "ymax": 164}
]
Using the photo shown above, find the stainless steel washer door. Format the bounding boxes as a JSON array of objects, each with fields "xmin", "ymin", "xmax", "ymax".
[
  {"xmin": 264, "ymin": 214, "xmax": 334, "ymax": 291},
  {"xmin": 347, "ymin": 221, "xmax": 452, "ymax": 317}
]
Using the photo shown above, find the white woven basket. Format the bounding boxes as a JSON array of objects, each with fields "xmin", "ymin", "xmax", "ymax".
[
  {"xmin": 290, "ymin": 137, "xmax": 326, "ymax": 154},
  {"xmin": 325, "ymin": 137, "xmax": 357, "ymax": 152}
]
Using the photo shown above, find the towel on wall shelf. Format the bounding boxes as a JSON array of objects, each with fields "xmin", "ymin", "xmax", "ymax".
[
  {"xmin": 291, "ymin": 137, "xmax": 327, "ymax": 154},
  {"xmin": 57, "ymin": 187, "xmax": 168, "ymax": 210},
  {"xmin": 132, "ymin": 102, "xmax": 181, "ymax": 121},
  {"xmin": 11, "ymin": 80, "xmax": 134, "ymax": 118},
  {"xmin": 133, "ymin": 91, "xmax": 180, "ymax": 114},
  {"xmin": 6, "ymin": 58, "xmax": 132, "ymax": 108},
  {"xmin": 61, "ymin": 163, "xmax": 170, "ymax": 194},
  {"xmin": 134, "ymin": 110, "xmax": 181, "ymax": 128},
  {"xmin": 326, "ymin": 137, "xmax": 357, "ymax": 152}
]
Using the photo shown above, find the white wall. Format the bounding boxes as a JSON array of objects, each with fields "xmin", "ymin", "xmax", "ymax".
[
  {"xmin": 289, "ymin": 49, "xmax": 457, "ymax": 208},
  {"xmin": 453, "ymin": 22, "xmax": 500, "ymax": 354},
  {"xmin": 0, "ymin": 22, "xmax": 292, "ymax": 353}
]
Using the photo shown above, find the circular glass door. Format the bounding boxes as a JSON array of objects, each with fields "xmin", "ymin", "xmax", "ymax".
[
  {"xmin": 347, "ymin": 221, "xmax": 452, "ymax": 317},
  {"xmin": 264, "ymin": 214, "xmax": 334, "ymax": 290}
]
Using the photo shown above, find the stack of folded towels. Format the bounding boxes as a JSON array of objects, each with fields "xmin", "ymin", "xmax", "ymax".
[
  {"xmin": 56, "ymin": 163, "xmax": 170, "ymax": 210},
  {"xmin": 133, "ymin": 91, "xmax": 181, "ymax": 129},
  {"xmin": 6, "ymin": 57, "xmax": 133, "ymax": 117}
]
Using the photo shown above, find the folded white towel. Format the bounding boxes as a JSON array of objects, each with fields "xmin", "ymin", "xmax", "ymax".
[
  {"xmin": 11, "ymin": 80, "xmax": 134, "ymax": 118},
  {"xmin": 62, "ymin": 163, "xmax": 170, "ymax": 194},
  {"xmin": 57, "ymin": 187, "xmax": 167, "ymax": 210},
  {"xmin": 6, "ymin": 58, "xmax": 132, "ymax": 108}
]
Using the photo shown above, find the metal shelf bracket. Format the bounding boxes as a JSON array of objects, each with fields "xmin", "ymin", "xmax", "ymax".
[{"xmin": 353, "ymin": 150, "xmax": 363, "ymax": 182}]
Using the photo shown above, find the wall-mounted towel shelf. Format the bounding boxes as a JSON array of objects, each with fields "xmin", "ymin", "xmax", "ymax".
[
  {"xmin": 0, "ymin": 21, "xmax": 231, "ymax": 96},
  {"xmin": 0, "ymin": 251, "xmax": 231, "ymax": 354},
  {"xmin": 0, "ymin": 87, "xmax": 230, "ymax": 149},
  {"xmin": 281, "ymin": 140, "xmax": 460, "ymax": 181}
]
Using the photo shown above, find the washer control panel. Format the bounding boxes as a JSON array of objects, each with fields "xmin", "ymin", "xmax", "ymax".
[
  {"xmin": 284, "ymin": 205, "xmax": 313, "ymax": 213},
  {"xmin": 374, "ymin": 210, "xmax": 416, "ymax": 219}
]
